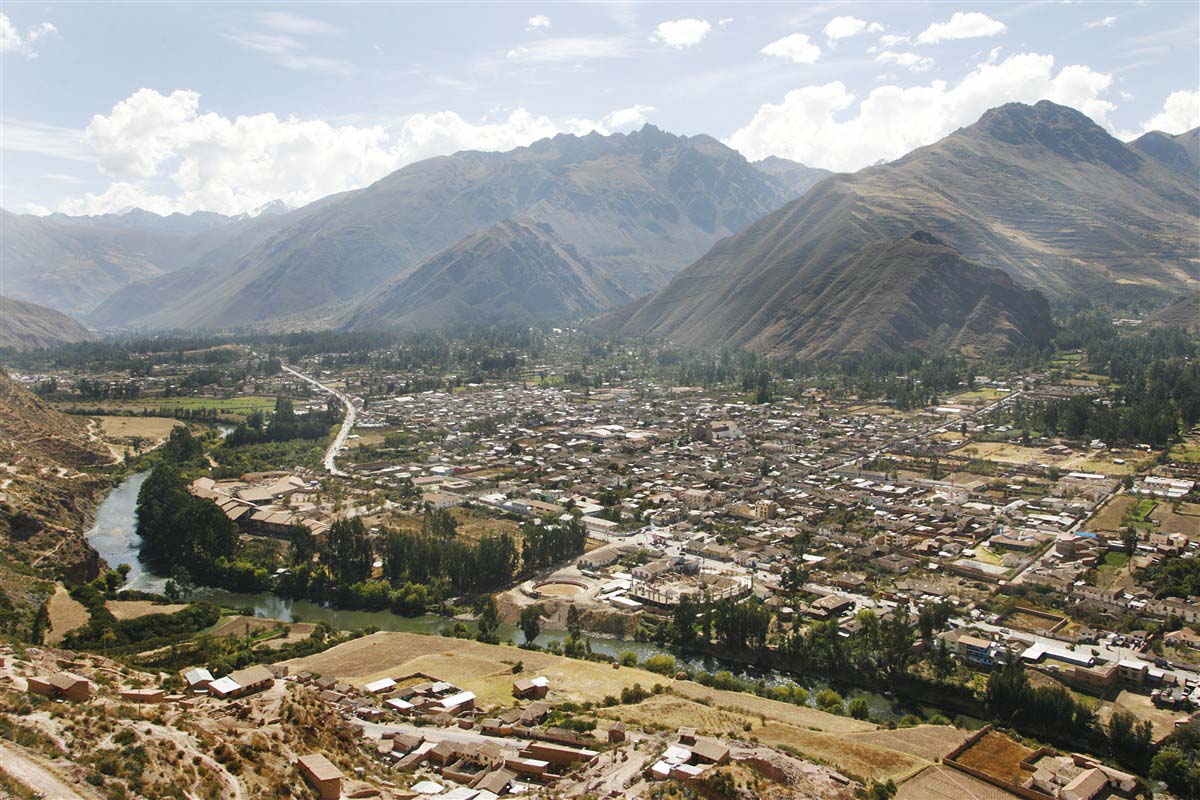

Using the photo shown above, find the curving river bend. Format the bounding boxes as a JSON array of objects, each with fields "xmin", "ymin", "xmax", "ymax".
[{"xmin": 87, "ymin": 471, "xmax": 915, "ymax": 719}]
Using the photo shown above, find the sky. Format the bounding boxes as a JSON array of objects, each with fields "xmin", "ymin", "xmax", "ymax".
[{"xmin": 2, "ymin": 1, "xmax": 1197, "ymax": 217}]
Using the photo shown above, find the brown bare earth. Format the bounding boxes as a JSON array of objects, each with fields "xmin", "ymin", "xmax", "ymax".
[
  {"xmin": 1088, "ymin": 495, "xmax": 1138, "ymax": 532},
  {"xmin": 954, "ymin": 731, "xmax": 1035, "ymax": 786},
  {"xmin": 106, "ymin": 600, "xmax": 188, "ymax": 621},
  {"xmin": 95, "ymin": 415, "xmax": 182, "ymax": 444},
  {"xmin": 1151, "ymin": 502, "xmax": 1200, "ymax": 540},
  {"xmin": 897, "ymin": 764, "xmax": 1024, "ymax": 800},
  {"xmin": 45, "ymin": 585, "xmax": 89, "ymax": 645}
]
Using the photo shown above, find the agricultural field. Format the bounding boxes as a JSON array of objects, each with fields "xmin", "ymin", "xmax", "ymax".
[
  {"xmin": 95, "ymin": 415, "xmax": 182, "ymax": 444},
  {"xmin": 897, "ymin": 764, "xmax": 1024, "ymax": 800},
  {"xmin": 949, "ymin": 388, "xmax": 1008, "ymax": 401},
  {"xmin": 846, "ymin": 726, "xmax": 972, "ymax": 762},
  {"xmin": 45, "ymin": 585, "xmax": 88, "ymax": 644},
  {"xmin": 671, "ymin": 680, "xmax": 874, "ymax": 733},
  {"xmin": 953, "ymin": 731, "xmax": 1034, "ymax": 786},
  {"xmin": 1169, "ymin": 437, "xmax": 1200, "ymax": 464}
]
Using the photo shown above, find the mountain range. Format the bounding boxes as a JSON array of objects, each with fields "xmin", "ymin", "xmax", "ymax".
[
  {"xmin": 2, "ymin": 101, "xmax": 1197, "ymax": 360},
  {"xmin": 607, "ymin": 102, "xmax": 1199, "ymax": 357},
  {"xmin": 84, "ymin": 127, "xmax": 828, "ymax": 331}
]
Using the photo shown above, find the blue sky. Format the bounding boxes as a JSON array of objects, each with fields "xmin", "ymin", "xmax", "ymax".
[{"xmin": 2, "ymin": 1, "xmax": 1197, "ymax": 216}]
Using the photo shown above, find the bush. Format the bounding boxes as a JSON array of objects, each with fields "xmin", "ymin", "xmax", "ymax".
[
  {"xmin": 642, "ymin": 654, "xmax": 677, "ymax": 676},
  {"xmin": 848, "ymin": 697, "xmax": 871, "ymax": 720}
]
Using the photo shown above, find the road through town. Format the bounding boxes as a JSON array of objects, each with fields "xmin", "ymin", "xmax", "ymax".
[{"xmin": 282, "ymin": 363, "xmax": 357, "ymax": 476}]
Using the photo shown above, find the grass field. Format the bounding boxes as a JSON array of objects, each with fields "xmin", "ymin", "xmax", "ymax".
[
  {"xmin": 1169, "ymin": 438, "xmax": 1200, "ymax": 464},
  {"xmin": 950, "ymin": 388, "xmax": 1008, "ymax": 401},
  {"xmin": 1098, "ymin": 551, "xmax": 1130, "ymax": 573},
  {"xmin": 953, "ymin": 731, "xmax": 1034, "ymax": 786}
]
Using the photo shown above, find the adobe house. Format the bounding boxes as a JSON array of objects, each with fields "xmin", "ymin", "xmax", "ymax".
[
  {"xmin": 512, "ymin": 675, "xmax": 549, "ymax": 700},
  {"xmin": 28, "ymin": 672, "xmax": 91, "ymax": 702},
  {"xmin": 296, "ymin": 753, "xmax": 343, "ymax": 800}
]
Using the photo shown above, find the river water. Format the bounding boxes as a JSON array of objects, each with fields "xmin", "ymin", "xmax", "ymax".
[{"xmin": 87, "ymin": 471, "xmax": 916, "ymax": 719}]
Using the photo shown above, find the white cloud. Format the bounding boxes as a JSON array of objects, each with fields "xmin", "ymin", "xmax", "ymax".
[
  {"xmin": 21, "ymin": 203, "xmax": 52, "ymax": 216},
  {"xmin": 876, "ymin": 51, "xmax": 935, "ymax": 72},
  {"xmin": 0, "ymin": 13, "xmax": 57, "ymax": 58},
  {"xmin": 54, "ymin": 88, "xmax": 655, "ymax": 216},
  {"xmin": 650, "ymin": 18, "xmax": 711, "ymax": 49},
  {"xmin": 604, "ymin": 104, "xmax": 655, "ymax": 129},
  {"xmin": 727, "ymin": 52, "xmax": 1115, "ymax": 172},
  {"xmin": 257, "ymin": 11, "xmax": 340, "ymax": 36},
  {"xmin": 761, "ymin": 33, "xmax": 821, "ymax": 65},
  {"xmin": 1085, "ymin": 16, "xmax": 1117, "ymax": 29},
  {"xmin": 879, "ymin": 33, "xmax": 910, "ymax": 47},
  {"xmin": 718, "ymin": 18, "xmax": 734, "ymax": 27},
  {"xmin": 526, "ymin": 15, "xmax": 551, "ymax": 32},
  {"xmin": 223, "ymin": 27, "xmax": 352, "ymax": 75},
  {"xmin": 0, "ymin": 119, "xmax": 91, "ymax": 161},
  {"xmin": 506, "ymin": 36, "xmax": 630, "ymax": 62},
  {"xmin": 824, "ymin": 16, "xmax": 884, "ymax": 44},
  {"xmin": 1140, "ymin": 90, "xmax": 1200, "ymax": 134},
  {"xmin": 916, "ymin": 12, "xmax": 1007, "ymax": 45}
]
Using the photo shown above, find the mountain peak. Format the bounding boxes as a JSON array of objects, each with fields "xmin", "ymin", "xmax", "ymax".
[{"xmin": 967, "ymin": 99, "xmax": 1141, "ymax": 173}]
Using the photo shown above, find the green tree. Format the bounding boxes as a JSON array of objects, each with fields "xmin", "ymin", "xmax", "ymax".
[
  {"xmin": 322, "ymin": 517, "xmax": 373, "ymax": 585},
  {"xmin": 476, "ymin": 595, "xmax": 500, "ymax": 644},
  {"xmin": 519, "ymin": 605, "xmax": 542, "ymax": 646},
  {"xmin": 29, "ymin": 600, "xmax": 49, "ymax": 645}
]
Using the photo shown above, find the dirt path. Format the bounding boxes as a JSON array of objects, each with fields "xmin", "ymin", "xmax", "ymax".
[{"xmin": 0, "ymin": 741, "xmax": 101, "ymax": 800}]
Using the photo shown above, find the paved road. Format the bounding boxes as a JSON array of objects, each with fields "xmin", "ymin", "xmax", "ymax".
[{"xmin": 282, "ymin": 364, "xmax": 357, "ymax": 476}]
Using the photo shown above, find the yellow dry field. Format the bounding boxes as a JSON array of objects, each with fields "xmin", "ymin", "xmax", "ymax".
[
  {"xmin": 845, "ymin": 725, "xmax": 973, "ymax": 762},
  {"xmin": 278, "ymin": 631, "xmax": 671, "ymax": 708},
  {"xmin": 346, "ymin": 431, "xmax": 388, "ymax": 448},
  {"xmin": 755, "ymin": 721, "xmax": 928, "ymax": 782},
  {"xmin": 106, "ymin": 600, "xmax": 188, "ymax": 621},
  {"xmin": 671, "ymin": 681, "xmax": 874, "ymax": 733},
  {"xmin": 95, "ymin": 416, "xmax": 182, "ymax": 442},
  {"xmin": 897, "ymin": 765, "xmax": 1024, "ymax": 800},
  {"xmin": 599, "ymin": 693, "xmax": 751, "ymax": 736},
  {"xmin": 45, "ymin": 585, "xmax": 89, "ymax": 644}
]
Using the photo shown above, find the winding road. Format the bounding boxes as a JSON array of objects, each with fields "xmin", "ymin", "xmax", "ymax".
[{"xmin": 281, "ymin": 364, "xmax": 357, "ymax": 476}]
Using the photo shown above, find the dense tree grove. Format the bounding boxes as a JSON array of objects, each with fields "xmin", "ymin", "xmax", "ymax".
[
  {"xmin": 322, "ymin": 518, "xmax": 374, "ymax": 585},
  {"xmin": 226, "ymin": 395, "xmax": 340, "ymax": 446},
  {"xmin": 520, "ymin": 517, "xmax": 588, "ymax": 572},
  {"xmin": 136, "ymin": 462, "xmax": 237, "ymax": 572},
  {"xmin": 984, "ymin": 658, "xmax": 1093, "ymax": 743},
  {"xmin": 382, "ymin": 528, "xmax": 519, "ymax": 593}
]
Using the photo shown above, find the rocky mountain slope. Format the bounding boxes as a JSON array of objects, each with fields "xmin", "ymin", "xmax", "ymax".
[
  {"xmin": 609, "ymin": 102, "xmax": 1199, "ymax": 356},
  {"xmin": 1146, "ymin": 291, "xmax": 1200, "ymax": 333},
  {"xmin": 608, "ymin": 232, "xmax": 1053, "ymax": 358},
  {"xmin": 0, "ymin": 373, "xmax": 112, "ymax": 584},
  {"xmin": 0, "ymin": 296, "xmax": 97, "ymax": 351},
  {"xmin": 342, "ymin": 220, "xmax": 629, "ymax": 330},
  {"xmin": 88, "ymin": 126, "xmax": 816, "ymax": 330}
]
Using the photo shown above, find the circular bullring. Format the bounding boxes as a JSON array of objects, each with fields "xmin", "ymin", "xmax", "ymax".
[{"xmin": 531, "ymin": 579, "xmax": 589, "ymax": 598}]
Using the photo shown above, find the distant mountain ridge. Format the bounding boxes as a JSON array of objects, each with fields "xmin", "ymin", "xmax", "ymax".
[
  {"xmin": 608, "ymin": 101, "xmax": 1199, "ymax": 357},
  {"xmin": 342, "ymin": 220, "xmax": 629, "ymax": 330},
  {"xmin": 0, "ymin": 296, "xmax": 96, "ymax": 351},
  {"xmin": 86, "ymin": 125, "xmax": 821, "ymax": 330}
]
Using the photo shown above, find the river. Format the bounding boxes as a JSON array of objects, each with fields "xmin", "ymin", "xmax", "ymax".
[{"xmin": 87, "ymin": 471, "xmax": 923, "ymax": 720}]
